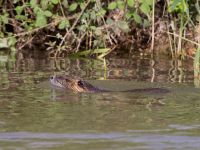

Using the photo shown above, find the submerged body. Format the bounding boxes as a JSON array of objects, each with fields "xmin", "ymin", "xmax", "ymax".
[{"xmin": 50, "ymin": 75, "xmax": 170, "ymax": 93}]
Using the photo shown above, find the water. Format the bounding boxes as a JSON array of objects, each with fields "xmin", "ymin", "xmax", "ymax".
[{"xmin": 0, "ymin": 56, "xmax": 200, "ymax": 149}]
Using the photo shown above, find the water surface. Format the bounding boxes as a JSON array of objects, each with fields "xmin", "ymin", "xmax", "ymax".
[{"xmin": 0, "ymin": 57, "xmax": 200, "ymax": 150}]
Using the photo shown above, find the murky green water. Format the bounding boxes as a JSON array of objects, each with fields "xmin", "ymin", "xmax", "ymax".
[{"xmin": 0, "ymin": 56, "xmax": 200, "ymax": 149}]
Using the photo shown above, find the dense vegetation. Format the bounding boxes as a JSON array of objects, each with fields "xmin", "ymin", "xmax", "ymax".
[{"xmin": 0, "ymin": 0, "xmax": 199, "ymax": 58}]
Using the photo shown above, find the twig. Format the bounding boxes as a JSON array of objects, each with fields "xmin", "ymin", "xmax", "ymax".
[
  {"xmin": 123, "ymin": 0, "xmax": 127, "ymax": 19},
  {"xmin": 89, "ymin": 31, "xmax": 92, "ymax": 49},
  {"xmin": 18, "ymin": 36, "xmax": 35, "ymax": 49},
  {"xmin": 59, "ymin": 0, "xmax": 66, "ymax": 17},
  {"xmin": 150, "ymin": 0, "xmax": 155, "ymax": 52},
  {"xmin": 167, "ymin": 22, "xmax": 174, "ymax": 57},
  {"xmin": 165, "ymin": 31, "xmax": 200, "ymax": 47},
  {"xmin": 13, "ymin": 15, "xmax": 76, "ymax": 37},
  {"xmin": 14, "ymin": 21, "xmax": 58, "ymax": 37},
  {"xmin": 76, "ymin": 32, "xmax": 87, "ymax": 52},
  {"xmin": 58, "ymin": 0, "xmax": 91, "ymax": 51},
  {"xmin": 96, "ymin": 0, "xmax": 113, "ymax": 45}
]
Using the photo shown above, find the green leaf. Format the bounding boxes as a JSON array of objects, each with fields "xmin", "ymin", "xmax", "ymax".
[
  {"xmin": 0, "ymin": 38, "xmax": 8, "ymax": 48},
  {"xmin": 126, "ymin": 11, "xmax": 134, "ymax": 19},
  {"xmin": 90, "ymin": 10, "xmax": 96, "ymax": 20},
  {"xmin": 0, "ymin": 32, "xmax": 4, "ymax": 38},
  {"xmin": 30, "ymin": 0, "xmax": 37, "ymax": 8},
  {"xmin": 7, "ymin": 32, "xmax": 13, "ymax": 36},
  {"xmin": 106, "ymin": 18, "xmax": 114, "ymax": 25},
  {"xmin": 41, "ymin": 0, "xmax": 49, "ymax": 9},
  {"xmin": 58, "ymin": 19, "xmax": 70, "ymax": 29},
  {"xmin": 0, "ymin": 56, "xmax": 8, "ymax": 62},
  {"xmin": 117, "ymin": 0, "xmax": 125, "ymax": 10},
  {"xmin": 1, "ymin": 14, "xmax": 9, "ymax": 24},
  {"xmin": 78, "ymin": 25, "xmax": 87, "ymax": 32},
  {"xmin": 140, "ymin": 3, "xmax": 151, "ymax": 15},
  {"xmin": 145, "ymin": 0, "xmax": 153, "ymax": 5},
  {"xmin": 35, "ymin": 13, "xmax": 47, "ymax": 27},
  {"xmin": 97, "ymin": 8, "xmax": 106, "ymax": 17},
  {"xmin": 62, "ymin": 0, "xmax": 68, "ymax": 8},
  {"xmin": 171, "ymin": 0, "xmax": 181, "ymax": 10},
  {"xmin": 33, "ymin": 6, "xmax": 40, "ymax": 14},
  {"xmin": 80, "ymin": 2, "xmax": 86, "ymax": 10},
  {"xmin": 71, "ymin": 48, "xmax": 110, "ymax": 57},
  {"xmin": 127, "ymin": 0, "xmax": 135, "ymax": 7},
  {"xmin": 117, "ymin": 20, "xmax": 130, "ymax": 32},
  {"xmin": 169, "ymin": 0, "xmax": 188, "ymax": 13},
  {"xmin": 13, "ymin": 0, "xmax": 19, "ymax": 4},
  {"xmin": 69, "ymin": 2, "xmax": 78, "ymax": 11},
  {"xmin": 108, "ymin": 2, "xmax": 117, "ymax": 10},
  {"xmin": 90, "ymin": 26, "xmax": 96, "ymax": 31},
  {"xmin": 15, "ymin": 6, "xmax": 24, "ymax": 15},
  {"xmin": 195, "ymin": 3, "xmax": 200, "ymax": 14},
  {"xmin": 95, "ymin": 28, "xmax": 102, "ymax": 36},
  {"xmin": 51, "ymin": 0, "xmax": 59, "ymax": 5},
  {"xmin": 15, "ymin": 15, "xmax": 27, "ymax": 20},
  {"xmin": 133, "ymin": 12, "xmax": 142, "ymax": 24},
  {"xmin": 8, "ymin": 37, "xmax": 17, "ymax": 47},
  {"xmin": 10, "ymin": 47, "xmax": 17, "ymax": 52},
  {"xmin": 56, "ymin": 33, "xmax": 63, "ymax": 39},
  {"xmin": 44, "ymin": 10, "xmax": 52, "ymax": 17},
  {"xmin": 92, "ymin": 48, "xmax": 110, "ymax": 54},
  {"xmin": 143, "ymin": 19, "xmax": 150, "ymax": 27}
]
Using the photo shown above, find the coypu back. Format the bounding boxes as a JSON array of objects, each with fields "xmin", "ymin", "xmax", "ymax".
[{"xmin": 50, "ymin": 75, "xmax": 170, "ymax": 93}]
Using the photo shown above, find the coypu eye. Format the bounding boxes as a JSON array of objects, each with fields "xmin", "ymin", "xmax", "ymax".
[
  {"xmin": 77, "ymin": 80, "xmax": 84, "ymax": 87},
  {"xmin": 50, "ymin": 76, "xmax": 54, "ymax": 80}
]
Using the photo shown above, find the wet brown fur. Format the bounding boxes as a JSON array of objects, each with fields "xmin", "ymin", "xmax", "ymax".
[{"xmin": 50, "ymin": 75, "xmax": 169, "ymax": 93}]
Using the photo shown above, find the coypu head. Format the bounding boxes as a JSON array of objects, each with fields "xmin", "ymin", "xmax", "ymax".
[{"xmin": 50, "ymin": 75, "xmax": 99, "ymax": 92}]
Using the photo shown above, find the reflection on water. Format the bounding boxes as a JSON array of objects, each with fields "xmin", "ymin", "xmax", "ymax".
[
  {"xmin": 1, "ymin": 131, "xmax": 200, "ymax": 150},
  {"xmin": 0, "ymin": 56, "xmax": 200, "ymax": 149},
  {"xmin": 0, "ymin": 56, "xmax": 194, "ymax": 83}
]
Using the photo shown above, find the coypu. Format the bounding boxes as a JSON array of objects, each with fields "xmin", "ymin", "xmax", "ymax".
[{"xmin": 50, "ymin": 75, "xmax": 170, "ymax": 93}]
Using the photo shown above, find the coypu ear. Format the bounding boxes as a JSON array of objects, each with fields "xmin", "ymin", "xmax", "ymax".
[{"xmin": 65, "ymin": 78, "xmax": 71, "ymax": 82}]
